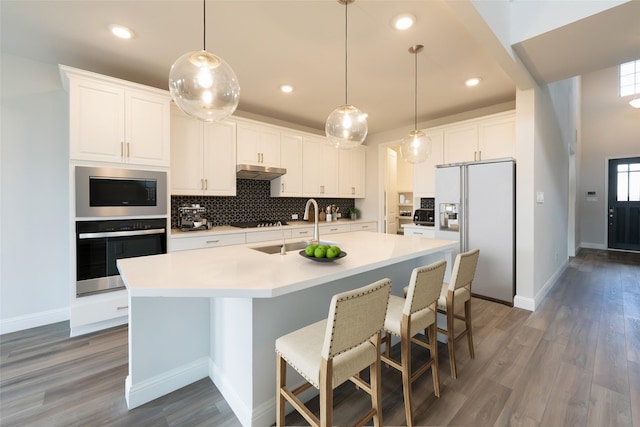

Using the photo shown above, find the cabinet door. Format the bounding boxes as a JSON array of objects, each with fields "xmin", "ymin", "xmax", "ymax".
[
  {"xmin": 170, "ymin": 107, "xmax": 204, "ymax": 195},
  {"xmin": 478, "ymin": 115, "xmax": 515, "ymax": 160},
  {"xmin": 413, "ymin": 130, "xmax": 443, "ymax": 196},
  {"xmin": 338, "ymin": 147, "xmax": 366, "ymax": 198},
  {"xmin": 203, "ymin": 120, "xmax": 237, "ymax": 196},
  {"xmin": 259, "ymin": 127, "xmax": 281, "ymax": 167},
  {"xmin": 443, "ymin": 124, "xmax": 477, "ymax": 164},
  {"xmin": 272, "ymin": 133, "xmax": 303, "ymax": 196},
  {"xmin": 69, "ymin": 78, "xmax": 125, "ymax": 162},
  {"xmin": 303, "ymin": 136, "xmax": 338, "ymax": 197},
  {"xmin": 125, "ymin": 89, "xmax": 170, "ymax": 167},
  {"xmin": 236, "ymin": 122, "xmax": 280, "ymax": 167},
  {"xmin": 236, "ymin": 123, "xmax": 261, "ymax": 165}
]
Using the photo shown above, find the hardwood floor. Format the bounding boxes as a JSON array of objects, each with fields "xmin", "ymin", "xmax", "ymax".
[{"xmin": 1, "ymin": 249, "xmax": 639, "ymax": 426}]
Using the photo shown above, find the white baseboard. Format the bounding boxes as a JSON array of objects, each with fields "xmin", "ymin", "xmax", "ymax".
[
  {"xmin": 513, "ymin": 295, "xmax": 535, "ymax": 311},
  {"xmin": 580, "ymin": 242, "xmax": 606, "ymax": 250},
  {"xmin": 514, "ymin": 258, "xmax": 569, "ymax": 312},
  {"xmin": 0, "ymin": 308, "xmax": 69, "ymax": 335},
  {"xmin": 125, "ymin": 357, "xmax": 209, "ymax": 410},
  {"xmin": 209, "ymin": 358, "xmax": 252, "ymax": 427},
  {"xmin": 70, "ymin": 316, "xmax": 127, "ymax": 337}
]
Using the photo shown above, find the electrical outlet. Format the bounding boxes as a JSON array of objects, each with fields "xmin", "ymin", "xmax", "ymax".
[{"xmin": 291, "ymin": 214, "xmax": 298, "ymax": 220}]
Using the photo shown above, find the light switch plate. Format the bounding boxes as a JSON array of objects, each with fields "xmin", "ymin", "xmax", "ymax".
[{"xmin": 536, "ymin": 191, "xmax": 545, "ymax": 203}]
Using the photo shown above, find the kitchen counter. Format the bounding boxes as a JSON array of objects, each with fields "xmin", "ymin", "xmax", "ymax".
[
  {"xmin": 169, "ymin": 217, "xmax": 376, "ymax": 238},
  {"xmin": 118, "ymin": 232, "xmax": 456, "ymax": 426}
]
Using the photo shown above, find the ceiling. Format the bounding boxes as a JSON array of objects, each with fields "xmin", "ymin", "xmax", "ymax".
[{"xmin": 1, "ymin": 1, "xmax": 637, "ymax": 136}]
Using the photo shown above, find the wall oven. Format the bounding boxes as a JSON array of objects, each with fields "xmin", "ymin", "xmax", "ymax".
[
  {"xmin": 75, "ymin": 166, "xmax": 167, "ymax": 217},
  {"xmin": 76, "ymin": 218, "xmax": 167, "ymax": 297}
]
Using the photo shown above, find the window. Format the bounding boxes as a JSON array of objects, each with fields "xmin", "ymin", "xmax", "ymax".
[
  {"xmin": 620, "ymin": 59, "xmax": 640, "ymax": 97},
  {"xmin": 617, "ymin": 163, "xmax": 640, "ymax": 202}
]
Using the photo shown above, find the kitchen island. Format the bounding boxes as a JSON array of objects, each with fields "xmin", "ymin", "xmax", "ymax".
[{"xmin": 117, "ymin": 231, "xmax": 457, "ymax": 426}]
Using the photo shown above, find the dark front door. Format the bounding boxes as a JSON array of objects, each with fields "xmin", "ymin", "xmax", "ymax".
[{"xmin": 608, "ymin": 157, "xmax": 640, "ymax": 251}]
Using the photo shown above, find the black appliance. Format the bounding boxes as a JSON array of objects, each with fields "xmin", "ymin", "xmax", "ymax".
[
  {"xmin": 230, "ymin": 220, "xmax": 289, "ymax": 228},
  {"xmin": 76, "ymin": 218, "xmax": 167, "ymax": 297},
  {"xmin": 413, "ymin": 209, "xmax": 435, "ymax": 226},
  {"xmin": 75, "ymin": 166, "xmax": 167, "ymax": 217}
]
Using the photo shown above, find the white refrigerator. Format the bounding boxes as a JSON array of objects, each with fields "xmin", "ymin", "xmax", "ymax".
[{"xmin": 435, "ymin": 158, "xmax": 515, "ymax": 305}]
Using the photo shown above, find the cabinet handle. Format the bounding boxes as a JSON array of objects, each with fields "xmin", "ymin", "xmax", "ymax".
[
  {"xmin": 330, "ymin": 228, "xmax": 338, "ymax": 231},
  {"xmin": 352, "ymin": 186, "xmax": 355, "ymax": 195},
  {"xmin": 299, "ymin": 231, "xmax": 309, "ymax": 235},
  {"xmin": 206, "ymin": 240, "xmax": 220, "ymax": 244},
  {"xmin": 117, "ymin": 305, "xmax": 128, "ymax": 310},
  {"xmin": 204, "ymin": 179, "xmax": 208, "ymax": 190},
  {"xmin": 201, "ymin": 179, "xmax": 204, "ymax": 190},
  {"xmin": 478, "ymin": 150, "xmax": 482, "ymax": 160},
  {"xmin": 127, "ymin": 142, "xmax": 130, "ymax": 158},
  {"xmin": 320, "ymin": 185, "xmax": 325, "ymax": 194},
  {"xmin": 282, "ymin": 183, "xmax": 284, "ymax": 192},
  {"xmin": 362, "ymin": 225, "xmax": 369, "ymax": 228},
  {"xmin": 415, "ymin": 232, "xmax": 423, "ymax": 235}
]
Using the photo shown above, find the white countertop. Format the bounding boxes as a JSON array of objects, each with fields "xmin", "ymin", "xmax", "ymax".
[
  {"xmin": 170, "ymin": 218, "xmax": 376, "ymax": 238},
  {"xmin": 118, "ymin": 231, "xmax": 457, "ymax": 299}
]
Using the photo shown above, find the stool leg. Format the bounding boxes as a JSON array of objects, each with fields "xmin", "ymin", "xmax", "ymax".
[
  {"xmin": 465, "ymin": 299, "xmax": 474, "ymax": 359},
  {"xmin": 446, "ymin": 301, "xmax": 457, "ymax": 379},
  {"xmin": 276, "ymin": 354, "xmax": 286, "ymax": 427},
  {"xmin": 429, "ymin": 322, "xmax": 440, "ymax": 397}
]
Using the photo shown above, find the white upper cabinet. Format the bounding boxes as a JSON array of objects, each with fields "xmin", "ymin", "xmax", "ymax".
[
  {"xmin": 61, "ymin": 66, "xmax": 170, "ymax": 167},
  {"xmin": 413, "ymin": 130, "xmax": 444, "ymax": 197},
  {"xmin": 478, "ymin": 114, "xmax": 516, "ymax": 160},
  {"xmin": 443, "ymin": 124, "xmax": 478, "ymax": 164},
  {"xmin": 338, "ymin": 146, "xmax": 366, "ymax": 198},
  {"xmin": 236, "ymin": 120, "xmax": 281, "ymax": 167},
  {"xmin": 271, "ymin": 132, "xmax": 303, "ymax": 197},
  {"xmin": 171, "ymin": 106, "xmax": 236, "ymax": 196},
  {"xmin": 302, "ymin": 136, "xmax": 339, "ymax": 197},
  {"xmin": 442, "ymin": 111, "xmax": 515, "ymax": 164}
]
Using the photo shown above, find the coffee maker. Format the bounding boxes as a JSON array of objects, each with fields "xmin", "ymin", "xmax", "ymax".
[{"xmin": 178, "ymin": 205, "xmax": 208, "ymax": 231}]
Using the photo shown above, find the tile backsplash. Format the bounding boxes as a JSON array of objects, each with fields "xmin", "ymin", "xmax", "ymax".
[
  {"xmin": 171, "ymin": 179, "xmax": 355, "ymax": 228},
  {"xmin": 420, "ymin": 197, "xmax": 435, "ymax": 209}
]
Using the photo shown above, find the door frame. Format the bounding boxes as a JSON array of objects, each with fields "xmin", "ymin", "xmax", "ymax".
[
  {"xmin": 377, "ymin": 141, "xmax": 401, "ymax": 235},
  {"xmin": 605, "ymin": 155, "xmax": 640, "ymax": 251}
]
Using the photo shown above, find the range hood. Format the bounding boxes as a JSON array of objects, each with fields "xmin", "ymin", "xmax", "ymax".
[{"xmin": 236, "ymin": 164, "xmax": 287, "ymax": 180}]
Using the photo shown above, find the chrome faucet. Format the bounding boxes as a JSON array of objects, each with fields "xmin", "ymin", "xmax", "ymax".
[{"xmin": 303, "ymin": 198, "xmax": 319, "ymax": 245}]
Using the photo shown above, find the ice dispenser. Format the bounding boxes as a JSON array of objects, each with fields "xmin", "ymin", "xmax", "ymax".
[{"xmin": 439, "ymin": 203, "xmax": 459, "ymax": 231}]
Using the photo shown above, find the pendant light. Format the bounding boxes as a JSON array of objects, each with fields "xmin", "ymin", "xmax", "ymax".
[
  {"xmin": 169, "ymin": 0, "xmax": 240, "ymax": 122},
  {"xmin": 400, "ymin": 44, "xmax": 431, "ymax": 164},
  {"xmin": 325, "ymin": 0, "xmax": 368, "ymax": 149}
]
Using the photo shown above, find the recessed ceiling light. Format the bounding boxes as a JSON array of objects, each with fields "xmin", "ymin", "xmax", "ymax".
[
  {"xmin": 280, "ymin": 84, "xmax": 294, "ymax": 93},
  {"xmin": 465, "ymin": 77, "xmax": 481, "ymax": 87},
  {"xmin": 391, "ymin": 13, "xmax": 415, "ymax": 31},
  {"xmin": 109, "ymin": 24, "xmax": 134, "ymax": 40}
]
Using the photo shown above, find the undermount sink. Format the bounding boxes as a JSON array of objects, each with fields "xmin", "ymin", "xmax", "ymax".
[{"xmin": 250, "ymin": 240, "xmax": 338, "ymax": 255}]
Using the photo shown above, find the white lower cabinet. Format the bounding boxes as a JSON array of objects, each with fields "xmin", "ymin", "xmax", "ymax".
[
  {"xmin": 246, "ymin": 229, "xmax": 292, "ymax": 244},
  {"xmin": 70, "ymin": 291, "xmax": 129, "ymax": 336},
  {"xmin": 403, "ymin": 226, "xmax": 435, "ymax": 238},
  {"xmin": 291, "ymin": 226, "xmax": 315, "ymax": 239},
  {"xmin": 320, "ymin": 223, "xmax": 351, "ymax": 235},
  {"xmin": 350, "ymin": 221, "xmax": 377, "ymax": 232},
  {"xmin": 171, "ymin": 233, "xmax": 246, "ymax": 252}
]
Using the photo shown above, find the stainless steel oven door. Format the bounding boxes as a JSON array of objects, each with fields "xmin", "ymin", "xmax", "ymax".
[{"xmin": 76, "ymin": 226, "xmax": 166, "ymax": 297}]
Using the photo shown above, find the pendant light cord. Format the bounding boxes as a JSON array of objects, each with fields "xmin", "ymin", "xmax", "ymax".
[
  {"xmin": 413, "ymin": 50, "xmax": 418, "ymax": 130},
  {"xmin": 203, "ymin": 0, "xmax": 206, "ymax": 51},
  {"xmin": 344, "ymin": 0, "xmax": 349, "ymax": 105}
]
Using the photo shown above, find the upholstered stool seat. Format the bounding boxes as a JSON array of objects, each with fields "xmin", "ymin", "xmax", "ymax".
[{"xmin": 275, "ymin": 278, "xmax": 392, "ymax": 427}]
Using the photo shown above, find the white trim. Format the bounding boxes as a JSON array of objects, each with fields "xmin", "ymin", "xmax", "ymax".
[
  {"xmin": 581, "ymin": 242, "xmax": 607, "ymax": 250},
  {"xmin": 514, "ymin": 295, "xmax": 535, "ymax": 311},
  {"xmin": 0, "ymin": 308, "xmax": 69, "ymax": 335},
  {"xmin": 209, "ymin": 358, "xmax": 252, "ymax": 427},
  {"xmin": 125, "ymin": 357, "xmax": 209, "ymax": 409}
]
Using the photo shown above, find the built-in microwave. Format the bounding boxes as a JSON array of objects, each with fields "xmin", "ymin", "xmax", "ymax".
[{"xmin": 75, "ymin": 166, "xmax": 167, "ymax": 217}]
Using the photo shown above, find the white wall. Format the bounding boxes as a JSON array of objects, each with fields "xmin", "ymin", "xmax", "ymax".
[
  {"xmin": 1, "ymin": 54, "xmax": 70, "ymax": 333},
  {"xmin": 580, "ymin": 64, "xmax": 640, "ymax": 249}
]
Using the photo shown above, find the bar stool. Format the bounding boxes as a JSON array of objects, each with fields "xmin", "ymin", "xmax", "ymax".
[
  {"xmin": 382, "ymin": 260, "xmax": 446, "ymax": 427},
  {"xmin": 437, "ymin": 248, "xmax": 480, "ymax": 379},
  {"xmin": 275, "ymin": 278, "xmax": 392, "ymax": 427}
]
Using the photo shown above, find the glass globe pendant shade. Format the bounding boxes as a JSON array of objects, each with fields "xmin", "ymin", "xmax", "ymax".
[
  {"xmin": 399, "ymin": 130, "xmax": 432, "ymax": 164},
  {"xmin": 169, "ymin": 50, "xmax": 240, "ymax": 122},
  {"xmin": 325, "ymin": 104, "xmax": 368, "ymax": 149}
]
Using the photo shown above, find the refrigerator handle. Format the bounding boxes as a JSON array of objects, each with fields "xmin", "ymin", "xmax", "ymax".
[{"xmin": 461, "ymin": 165, "xmax": 469, "ymax": 253}]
